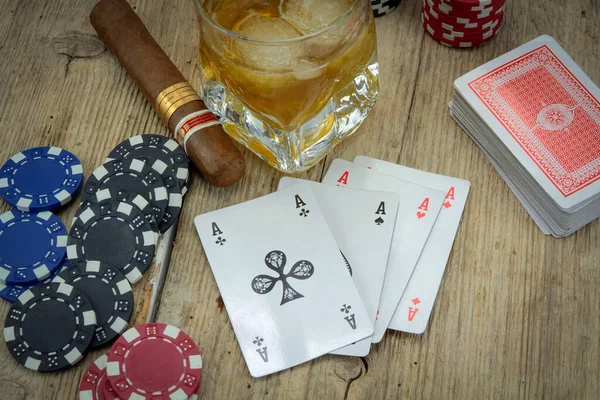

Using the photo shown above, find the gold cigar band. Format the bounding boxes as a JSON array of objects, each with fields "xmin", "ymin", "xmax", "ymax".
[{"xmin": 156, "ymin": 82, "xmax": 202, "ymax": 126}]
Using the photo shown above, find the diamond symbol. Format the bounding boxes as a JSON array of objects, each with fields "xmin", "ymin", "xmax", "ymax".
[
  {"xmin": 443, "ymin": 202, "xmax": 453, "ymax": 209},
  {"xmin": 411, "ymin": 297, "xmax": 421, "ymax": 306}
]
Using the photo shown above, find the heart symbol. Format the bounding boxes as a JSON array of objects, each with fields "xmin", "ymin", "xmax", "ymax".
[
  {"xmin": 443, "ymin": 201, "xmax": 453, "ymax": 209},
  {"xmin": 417, "ymin": 212, "xmax": 426, "ymax": 219}
]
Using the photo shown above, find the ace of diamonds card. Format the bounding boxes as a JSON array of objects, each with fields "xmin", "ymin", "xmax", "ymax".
[{"xmin": 194, "ymin": 183, "xmax": 373, "ymax": 377}]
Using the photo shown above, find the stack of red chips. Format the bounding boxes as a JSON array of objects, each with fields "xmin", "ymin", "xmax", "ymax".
[{"xmin": 422, "ymin": 0, "xmax": 506, "ymax": 48}]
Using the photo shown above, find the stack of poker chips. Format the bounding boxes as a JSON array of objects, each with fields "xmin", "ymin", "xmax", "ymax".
[
  {"xmin": 79, "ymin": 323, "xmax": 203, "ymax": 400},
  {"xmin": 2, "ymin": 135, "xmax": 191, "ymax": 373},
  {"xmin": 372, "ymin": 0, "xmax": 402, "ymax": 17},
  {"xmin": 422, "ymin": 0, "xmax": 506, "ymax": 48},
  {"xmin": 0, "ymin": 146, "xmax": 83, "ymax": 302}
]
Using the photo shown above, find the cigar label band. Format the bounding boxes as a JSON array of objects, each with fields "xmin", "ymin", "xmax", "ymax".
[
  {"xmin": 175, "ymin": 110, "xmax": 220, "ymax": 153},
  {"xmin": 158, "ymin": 87, "xmax": 198, "ymax": 118},
  {"xmin": 155, "ymin": 82, "xmax": 202, "ymax": 125},
  {"xmin": 161, "ymin": 93, "xmax": 202, "ymax": 126},
  {"xmin": 155, "ymin": 82, "xmax": 191, "ymax": 110}
]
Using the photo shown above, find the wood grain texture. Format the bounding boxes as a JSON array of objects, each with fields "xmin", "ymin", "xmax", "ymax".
[{"xmin": 0, "ymin": 0, "xmax": 599, "ymax": 399}]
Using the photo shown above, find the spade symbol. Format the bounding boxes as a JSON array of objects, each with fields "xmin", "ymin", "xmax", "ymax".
[{"xmin": 375, "ymin": 217, "xmax": 384, "ymax": 225}]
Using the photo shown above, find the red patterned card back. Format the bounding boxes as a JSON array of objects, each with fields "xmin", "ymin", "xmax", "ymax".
[{"xmin": 468, "ymin": 45, "xmax": 600, "ymax": 197}]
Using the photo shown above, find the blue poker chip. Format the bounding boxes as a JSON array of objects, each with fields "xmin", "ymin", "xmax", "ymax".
[
  {"xmin": 0, "ymin": 146, "xmax": 83, "ymax": 212},
  {"xmin": 0, "ymin": 210, "xmax": 67, "ymax": 285},
  {"xmin": 0, "ymin": 260, "xmax": 68, "ymax": 303}
]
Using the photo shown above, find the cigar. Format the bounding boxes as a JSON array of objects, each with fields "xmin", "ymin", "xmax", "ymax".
[{"xmin": 90, "ymin": 0, "xmax": 245, "ymax": 187}]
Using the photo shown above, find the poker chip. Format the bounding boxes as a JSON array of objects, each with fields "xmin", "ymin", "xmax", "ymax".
[
  {"xmin": 105, "ymin": 135, "xmax": 187, "ymax": 233},
  {"xmin": 0, "ymin": 146, "xmax": 83, "ymax": 212},
  {"xmin": 0, "ymin": 210, "xmax": 67, "ymax": 285},
  {"xmin": 159, "ymin": 184, "xmax": 183, "ymax": 233},
  {"xmin": 103, "ymin": 377, "xmax": 119, "ymax": 400},
  {"xmin": 54, "ymin": 261, "xmax": 134, "ymax": 348},
  {"xmin": 422, "ymin": 0, "xmax": 506, "ymax": 47},
  {"xmin": 423, "ymin": 15, "xmax": 503, "ymax": 48},
  {"xmin": 106, "ymin": 134, "xmax": 189, "ymax": 196},
  {"xmin": 106, "ymin": 323, "xmax": 203, "ymax": 400},
  {"xmin": 81, "ymin": 159, "xmax": 169, "ymax": 231},
  {"xmin": 67, "ymin": 200, "xmax": 157, "ymax": 284},
  {"xmin": 78, "ymin": 186, "xmax": 159, "ymax": 233},
  {"xmin": 4, "ymin": 282, "xmax": 96, "ymax": 372},
  {"xmin": 0, "ymin": 260, "xmax": 68, "ymax": 303},
  {"xmin": 103, "ymin": 375, "xmax": 201, "ymax": 400},
  {"xmin": 371, "ymin": 0, "xmax": 402, "ymax": 17},
  {"xmin": 79, "ymin": 354, "xmax": 109, "ymax": 400}
]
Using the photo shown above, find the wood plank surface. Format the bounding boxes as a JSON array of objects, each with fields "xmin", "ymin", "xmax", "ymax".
[{"xmin": 0, "ymin": 0, "xmax": 599, "ymax": 399}]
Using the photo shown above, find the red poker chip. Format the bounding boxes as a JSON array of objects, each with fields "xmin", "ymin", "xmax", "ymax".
[
  {"xmin": 423, "ymin": 5, "xmax": 503, "ymax": 35},
  {"xmin": 106, "ymin": 323, "xmax": 203, "ymax": 400},
  {"xmin": 434, "ymin": 0, "xmax": 506, "ymax": 14},
  {"xmin": 423, "ymin": 6, "xmax": 504, "ymax": 32},
  {"xmin": 439, "ymin": 0, "xmax": 504, "ymax": 7},
  {"xmin": 79, "ymin": 355, "xmax": 108, "ymax": 400},
  {"xmin": 423, "ymin": 8, "xmax": 504, "ymax": 38},
  {"xmin": 103, "ymin": 379, "xmax": 119, "ymax": 400},
  {"xmin": 423, "ymin": 16, "xmax": 502, "ymax": 48},
  {"xmin": 424, "ymin": 0, "xmax": 504, "ymax": 23}
]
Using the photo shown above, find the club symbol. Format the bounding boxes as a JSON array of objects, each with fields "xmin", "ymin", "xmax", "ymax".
[
  {"xmin": 374, "ymin": 217, "xmax": 384, "ymax": 225},
  {"xmin": 251, "ymin": 250, "xmax": 314, "ymax": 305},
  {"xmin": 299, "ymin": 208, "xmax": 310, "ymax": 217},
  {"xmin": 253, "ymin": 336, "xmax": 264, "ymax": 346},
  {"xmin": 215, "ymin": 236, "xmax": 226, "ymax": 246},
  {"xmin": 340, "ymin": 304, "xmax": 352, "ymax": 314}
]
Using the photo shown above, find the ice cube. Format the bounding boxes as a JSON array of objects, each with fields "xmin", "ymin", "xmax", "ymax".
[
  {"xmin": 279, "ymin": 0, "xmax": 354, "ymax": 34},
  {"xmin": 232, "ymin": 12, "xmax": 303, "ymax": 70}
]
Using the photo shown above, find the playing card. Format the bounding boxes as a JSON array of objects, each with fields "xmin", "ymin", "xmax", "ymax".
[
  {"xmin": 354, "ymin": 156, "xmax": 471, "ymax": 334},
  {"xmin": 194, "ymin": 183, "xmax": 373, "ymax": 377},
  {"xmin": 455, "ymin": 35, "xmax": 600, "ymax": 211},
  {"xmin": 322, "ymin": 159, "xmax": 445, "ymax": 343},
  {"xmin": 278, "ymin": 178, "xmax": 399, "ymax": 356}
]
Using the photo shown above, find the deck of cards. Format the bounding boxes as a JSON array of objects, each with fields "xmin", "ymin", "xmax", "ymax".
[
  {"xmin": 451, "ymin": 35, "xmax": 600, "ymax": 237},
  {"xmin": 194, "ymin": 157, "xmax": 470, "ymax": 377}
]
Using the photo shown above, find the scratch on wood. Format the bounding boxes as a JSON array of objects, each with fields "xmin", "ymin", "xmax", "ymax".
[
  {"xmin": 52, "ymin": 31, "xmax": 107, "ymax": 76},
  {"xmin": 216, "ymin": 295, "xmax": 224, "ymax": 312},
  {"xmin": 397, "ymin": 35, "xmax": 425, "ymax": 164},
  {"xmin": 342, "ymin": 369, "xmax": 362, "ymax": 400}
]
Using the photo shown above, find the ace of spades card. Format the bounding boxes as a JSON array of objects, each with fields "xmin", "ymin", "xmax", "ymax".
[
  {"xmin": 194, "ymin": 184, "xmax": 373, "ymax": 377},
  {"xmin": 278, "ymin": 178, "xmax": 399, "ymax": 356},
  {"xmin": 322, "ymin": 159, "xmax": 447, "ymax": 343}
]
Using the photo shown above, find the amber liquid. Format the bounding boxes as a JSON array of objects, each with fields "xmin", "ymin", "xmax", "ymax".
[{"xmin": 199, "ymin": 0, "xmax": 376, "ymax": 131}]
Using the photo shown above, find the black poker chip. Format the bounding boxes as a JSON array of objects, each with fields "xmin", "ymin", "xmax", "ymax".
[
  {"xmin": 67, "ymin": 200, "xmax": 157, "ymax": 284},
  {"xmin": 158, "ymin": 182, "xmax": 183, "ymax": 233},
  {"xmin": 371, "ymin": 0, "xmax": 402, "ymax": 17},
  {"xmin": 106, "ymin": 134, "xmax": 189, "ymax": 196},
  {"xmin": 54, "ymin": 261, "xmax": 134, "ymax": 348},
  {"xmin": 81, "ymin": 159, "xmax": 168, "ymax": 231},
  {"xmin": 4, "ymin": 282, "xmax": 96, "ymax": 372},
  {"xmin": 77, "ymin": 187, "xmax": 158, "ymax": 233}
]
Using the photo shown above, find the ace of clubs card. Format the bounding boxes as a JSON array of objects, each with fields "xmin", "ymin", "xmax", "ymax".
[{"xmin": 194, "ymin": 183, "xmax": 373, "ymax": 377}]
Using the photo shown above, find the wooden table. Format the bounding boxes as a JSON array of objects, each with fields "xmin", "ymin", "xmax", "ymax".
[{"xmin": 1, "ymin": 0, "xmax": 599, "ymax": 398}]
